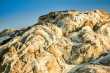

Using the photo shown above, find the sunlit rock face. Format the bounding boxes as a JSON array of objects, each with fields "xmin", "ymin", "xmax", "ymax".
[{"xmin": 0, "ymin": 10, "xmax": 110, "ymax": 73}]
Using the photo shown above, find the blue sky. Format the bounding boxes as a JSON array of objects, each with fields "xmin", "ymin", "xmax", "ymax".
[{"xmin": 0, "ymin": 0, "xmax": 110, "ymax": 30}]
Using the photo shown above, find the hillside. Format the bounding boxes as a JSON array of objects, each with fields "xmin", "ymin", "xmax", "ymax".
[{"xmin": 0, "ymin": 10, "xmax": 110, "ymax": 73}]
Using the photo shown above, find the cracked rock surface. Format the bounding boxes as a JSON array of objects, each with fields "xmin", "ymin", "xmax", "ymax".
[{"xmin": 0, "ymin": 10, "xmax": 110, "ymax": 73}]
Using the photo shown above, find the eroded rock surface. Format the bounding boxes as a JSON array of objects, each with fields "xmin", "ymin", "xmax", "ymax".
[{"xmin": 0, "ymin": 10, "xmax": 110, "ymax": 73}]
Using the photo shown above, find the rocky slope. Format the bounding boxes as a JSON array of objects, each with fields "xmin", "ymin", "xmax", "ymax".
[{"xmin": 0, "ymin": 10, "xmax": 110, "ymax": 73}]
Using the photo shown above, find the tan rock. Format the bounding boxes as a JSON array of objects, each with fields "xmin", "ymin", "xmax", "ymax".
[{"xmin": 0, "ymin": 10, "xmax": 110, "ymax": 73}]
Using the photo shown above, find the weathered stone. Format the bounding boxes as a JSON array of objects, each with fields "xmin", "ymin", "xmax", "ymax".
[{"xmin": 0, "ymin": 10, "xmax": 110, "ymax": 73}]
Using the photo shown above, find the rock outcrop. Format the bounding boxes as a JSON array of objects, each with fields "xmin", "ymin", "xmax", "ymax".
[{"xmin": 0, "ymin": 9, "xmax": 110, "ymax": 73}]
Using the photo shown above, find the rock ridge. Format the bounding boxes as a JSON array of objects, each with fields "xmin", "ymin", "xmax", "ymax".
[{"xmin": 0, "ymin": 9, "xmax": 110, "ymax": 73}]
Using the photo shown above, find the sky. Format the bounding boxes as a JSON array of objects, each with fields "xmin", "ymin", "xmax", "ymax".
[{"xmin": 0, "ymin": 0, "xmax": 110, "ymax": 31}]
